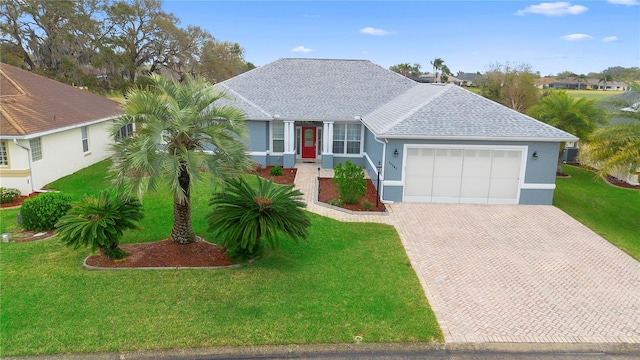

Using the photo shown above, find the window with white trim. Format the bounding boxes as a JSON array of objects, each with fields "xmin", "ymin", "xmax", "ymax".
[
  {"xmin": 81, "ymin": 126, "xmax": 89, "ymax": 152},
  {"xmin": 0, "ymin": 141, "xmax": 8, "ymax": 165},
  {"xmin": 332, "ymin": 123, "xmax": 361, "ymax": 154},
  {"xmin": 30, "ymin": 137, "xmax": 42, "ymax": 161},
  {"xmin": 116, "ymin": 124, "xmax": 134, "ymax": 140},
  {"xmin": 272, "ymin": 121, "xmax": 284, "ymax": 153}
]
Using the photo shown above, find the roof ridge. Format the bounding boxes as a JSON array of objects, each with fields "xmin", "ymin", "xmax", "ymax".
[
  {"xmin": 217, "ymin": 83, "xmax": 272, "ymax": 117},
  {"xmin": 0, "ymin": 68, "xmax": 26, "ymax": 97},
  {"xmin": 0, "ymin": 107, "xmax": 27, "ymax": 135},
  {"xmin": 376, "ymin": 84, "xmax": 450, "ymax": 134}
]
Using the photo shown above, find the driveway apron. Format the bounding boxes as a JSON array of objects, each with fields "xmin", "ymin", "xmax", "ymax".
[{"xmin": 390, "ymin": 203, "xmax": 640, "ymax": 343}]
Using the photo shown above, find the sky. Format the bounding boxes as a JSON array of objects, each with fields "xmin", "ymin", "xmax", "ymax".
[{"xmin": 162, "ymin": 0, "xmax": 640, "ymax": 76}]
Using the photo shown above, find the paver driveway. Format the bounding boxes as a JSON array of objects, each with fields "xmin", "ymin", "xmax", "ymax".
[{"xmin": 390, "ymin": 203, "xmax": 640, "ymax": 344}]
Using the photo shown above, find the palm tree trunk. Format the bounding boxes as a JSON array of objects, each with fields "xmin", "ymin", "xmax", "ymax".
[
  {"xmin": 556, "ymin": 143, "xmax": 566, "ymax": 175},
  {"xmin": 171, "ymin": 166, "xmax": 196, "ymax": 244}
]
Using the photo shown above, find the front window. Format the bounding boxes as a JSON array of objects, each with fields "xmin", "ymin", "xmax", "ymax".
[
  {"xmin": 332, "ymin": 123, "xmax": 361, "ymax": 154},
  {"xmin": 272, "ymin": 121, "xmax": 284, "ymax": 153},
  {"xmin": 81, "ymin": 126, "xmax": 89, "ymax": 152},
  {"xmin": 0, "ymin": 141, "xmax": 8, "ymax": 165},
  {"xmin": 30, "ymin": 137, "xmax": 42, "ymax": 161}
]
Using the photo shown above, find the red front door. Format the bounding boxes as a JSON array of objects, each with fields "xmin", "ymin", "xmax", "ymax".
[{"xmin": 301, "ymin": 127, "xmax": 316, "ymax": 159}]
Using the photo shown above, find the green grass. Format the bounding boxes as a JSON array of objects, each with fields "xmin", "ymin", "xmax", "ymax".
[
  {"xmin": 0, "ymin": 160, "xmax": 442, "ymax": 356},
  {"xmin": 565, "ymin": 89, "xmax": 625, "ymax": 100},
  {"xmin": 554, "ymin": 165, "xmax": 640, "ymax": 260}
]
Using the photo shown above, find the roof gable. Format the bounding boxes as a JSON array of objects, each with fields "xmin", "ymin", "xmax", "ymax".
[
  {"xmin": 214, "ymin": 58, "xmax": 417, "ymax": 120},
  {"xmin": 0, "ymin": 64, "xmax": 121, "ymax": 137}
]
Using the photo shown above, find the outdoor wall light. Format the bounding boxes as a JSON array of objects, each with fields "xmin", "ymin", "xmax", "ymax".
[
  {"xmin": 532, "ymin": 151, "xmax": 539, "ymax": 160},
  {"xmin": 393, "ymin": 148, "xmax": 399, "ymax": 158}
]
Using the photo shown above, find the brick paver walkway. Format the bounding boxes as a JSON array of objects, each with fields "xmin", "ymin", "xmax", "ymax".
[{"xmin": 294, "ymin": 163, "xmax": 640, "ymax": 344}]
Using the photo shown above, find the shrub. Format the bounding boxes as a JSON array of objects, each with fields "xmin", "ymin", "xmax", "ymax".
[
  {"xmin": 56, "ymin": 190, "xmax": 143, "ymax": 260},
  {"xmin": 328, "ymin": 198, "xmax": 343, "ymax": 207},
  {"xmin": 20, "ymin": 192, "xmax": 71, "ymax": 231},
  {"xmin": 362, "ymin": 200, "xmax": 372, "ymax": 211},
  {"xmin": 0, "ymin": 188, "xmax": 21, "ymax": 204},
  {"xmin": 333, "ymin": 160, "xmax": 366, "ymax": 204},
  {"xmin": 269, "ymin": 165, "xmax": 283, "ymax": 176},
  {"xmin": 208, "ymin": 176, "xmax": 311, "ymax": 261}
]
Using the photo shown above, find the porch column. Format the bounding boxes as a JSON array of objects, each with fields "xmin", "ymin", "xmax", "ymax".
[
  {"xmin": 323, "ymin": 121, "xmax": 334, "ymax": 154},
  {"xmin": 283, "ymin": 120, "xmax": 295, "ymax": 153}
]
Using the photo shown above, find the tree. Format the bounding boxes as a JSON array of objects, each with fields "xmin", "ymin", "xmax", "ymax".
[
  {"xmin": 581, "ymin": 123, "xmax": 640, "ymax": 179},
  {"xmin": 527, "ymin": 89, "xmax": 608, "ymax": 174},
  {"xmin": 478, "ymin": 62, "xmax": 540, "ymax": 113},
  {"xmin": 207, "ymin": 176, "xmax": 311, "ymax": 260},
  {"xmin": 56, "ymin": 190, "xmax": 144, "ymax": 260},
  {"xmin": 389, "ymin": 62, "xmax": 421, "ymax": 78},
  {"xmin": 110, "ymin": 74, "xmax": 251, "ymax": 244},
  {"xmin": 430, "ymin": 57, "xmax": 444, "ymax": 83},
  {"xmin": 598, "ymin": 72, "xmax": 614, "ymax": 91},
  {"xmin": 197, "ymin": 40, "xmax": 249, "ymax": 83},
  {"xmin": 555, "ymin": 71, "xmax": 576, "ymax": 80},
  {"xmin": 440, "ymin": 64, "xmax": 452, "ymax": 83},
  {"xmin": 575, "ymin": 74, "xmax": 588, "ymax": 90}
]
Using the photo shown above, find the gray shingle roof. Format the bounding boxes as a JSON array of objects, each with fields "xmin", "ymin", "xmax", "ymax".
[
  {"xmin": 214, "ymin": 58, "xmax": 416, "ymax": 120},
  {"xmin": 215, "ymin": 58, "xmax": 577, "ymax": 142},
  {"xmin": 362, "ymin": 84, "xmax": 578, "ymax": 141}
]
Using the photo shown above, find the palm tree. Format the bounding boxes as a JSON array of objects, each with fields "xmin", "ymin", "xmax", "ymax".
[
  {"xmin": 527, "ymin": 89, "xmax": 607, "ymax": 174},
  {"xmin": 56, "ymin": 190, "xmax": 144, "ymax": 259},
  {"xmin": 580, "ymin": 122, "xmax": 640, "ymax": 179},
  {"xmin": 110, "ymin": 74, "xmax": 250, "ymax": 244},
  {"xmin": 575, "ymin": 74, "xmax": 588, "ymax": 90},
  {"xmin": 430, "ymin": 57, "xmax": 444, "ymax": 83},
  {"xmin": 207, "ymin": 176, "xmax": 311, "ymax": 260}
]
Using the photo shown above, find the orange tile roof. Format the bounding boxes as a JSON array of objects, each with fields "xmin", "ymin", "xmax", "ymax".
[{"xmin": 0, "ymin": 63, "xmax": 121, "ymax": 137}]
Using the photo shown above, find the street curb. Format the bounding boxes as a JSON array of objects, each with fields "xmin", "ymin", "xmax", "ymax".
[{"xmin": 5, "ymin": 342, "xmax": 640, "ymax": 359}]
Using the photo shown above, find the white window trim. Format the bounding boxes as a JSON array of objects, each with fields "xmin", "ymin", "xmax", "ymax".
[
  {"xmin": 81, "ymin": 126, "xmax": 90, "ymax": 153},
  {"xmin": 332, "ymin": 123, "xmax": 363, "ymax": 156},
  {"xmin": 270, "ymin": 121, "xmax": 285, "ymax": 154}
]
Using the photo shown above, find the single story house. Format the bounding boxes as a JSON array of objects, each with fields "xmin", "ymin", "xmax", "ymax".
[
  {"xmin": 0, "ymin": 63, "xmax": 122, "ymax": 195},
  {"xmin": 215, "ymin": 58, "xmax": 578, "ymax": 205}
]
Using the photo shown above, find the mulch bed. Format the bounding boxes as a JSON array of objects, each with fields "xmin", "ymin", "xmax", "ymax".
[
  {"xmin": 0, "ymin": 192, "xmax": 40, "ymax": 209},
  {"xmin": 84, "ymin": 238, "xmax": 233, "ymax": 268},
  {"xmin": 251, "ymin": 166, "xmax": 297, "ymax": 185},
  {"xmin": 318, "ymin": 177, "xmax": 386, "ymax": 212}
]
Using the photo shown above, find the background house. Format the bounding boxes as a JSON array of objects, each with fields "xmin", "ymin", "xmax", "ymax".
[
  {"xmin": 215, "ymin": 58, "xmax": 577, "ymax": 205},
  {"xmin": 0, "ymin": 64, "xmax": 122, "ymax": 195}
]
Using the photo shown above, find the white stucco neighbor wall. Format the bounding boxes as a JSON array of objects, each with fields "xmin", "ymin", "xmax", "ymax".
[{"xmin": 0, "ymin": 120, "xmax": 113, "ymax": 195}]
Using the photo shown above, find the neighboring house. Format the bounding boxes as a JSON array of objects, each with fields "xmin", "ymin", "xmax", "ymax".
[
  {"xmin": 415, "ymin": 73, "xmax": 463, "ymax": 85},
  {"xmin": 546, "ymin": 77, "xmax": 629, "ymax": 91},
  {"xmin": 215, "ymin": 58, "xmax": 578, "ymax": 205},
  {"xmin": 0, "ymin": 63, "xmax": 122, "ymax": 195}
]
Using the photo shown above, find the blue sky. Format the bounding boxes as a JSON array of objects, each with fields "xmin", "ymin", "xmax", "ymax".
[{"xmin": 163, "ymin": 1, "xmax": 640, "ymax": 76}]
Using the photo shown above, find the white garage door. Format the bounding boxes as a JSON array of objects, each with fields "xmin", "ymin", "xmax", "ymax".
[{"xmin": 404, "ymin": 147, "xmax": 523, "ymax": 204}]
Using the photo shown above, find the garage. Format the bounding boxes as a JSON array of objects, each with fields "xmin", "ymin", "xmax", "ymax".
[{"xmin": 403, "ymin": 146, "xmax": 525, "ymax": 204}]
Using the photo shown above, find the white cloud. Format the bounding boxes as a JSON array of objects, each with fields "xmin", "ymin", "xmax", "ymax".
[
  {"xmin": 360, "ymin": 27, "xmax": 394, "ymax": 36},
  {"xmin": 607, "ymin": 0, "xmax": 640, "ymax": 5},
  {"xmin": 516, "ymin": 2, "xmax": 588, "ymax": 16},
  {"xmin": 290, "ymin": 46, "xmax": 314, "ymax": 53},
  {"xmin": 602, "ymin": 36, "xmax": 619, "ymax": 42},
  {"xmin": 561, "ymin": 33, "xmax": 593, "ymax": 41}
]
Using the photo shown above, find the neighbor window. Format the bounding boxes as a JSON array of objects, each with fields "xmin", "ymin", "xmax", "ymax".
[
  {"xmin": 30, "ymin": 137, "xmax": 42, "ymax": 161},
  {"xmin": 272, "ymin": 121, "xmax": 284, "ymax": 153},
  {"xmin": 81, "ymin": 126, "xmax": 89, "ymax": 152},
  {"xmin": 332, "ymin": 123, "xmax": 361, "ymax": 154},
  {"xmin": 116, "ymin": 123, "xmax": 134, "ymax": 140},
  {"xmin": 0, "ymin": 141, "xmax": 8, "ymax": 165}
]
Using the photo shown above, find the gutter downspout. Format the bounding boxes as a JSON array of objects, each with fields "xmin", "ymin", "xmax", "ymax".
[
  {"xmin": 373, "ymin": 135, "xmax": 393, "ymax": 204},
  {"xmin": 13, "ymin": 139, "xmax": 34, "ymax": 194}
]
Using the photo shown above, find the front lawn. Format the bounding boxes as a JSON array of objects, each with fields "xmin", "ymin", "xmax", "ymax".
[
  {"xmin": 0, "ymin": 160, "xmax": 442, "ymax": 356},
  {"xmin": 554, "ymin": 165, "xmax": 640, "ymax": 260},
  {"xmin": 565, "ymin": 89, "xmax": 625, "ymax": 101}
]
